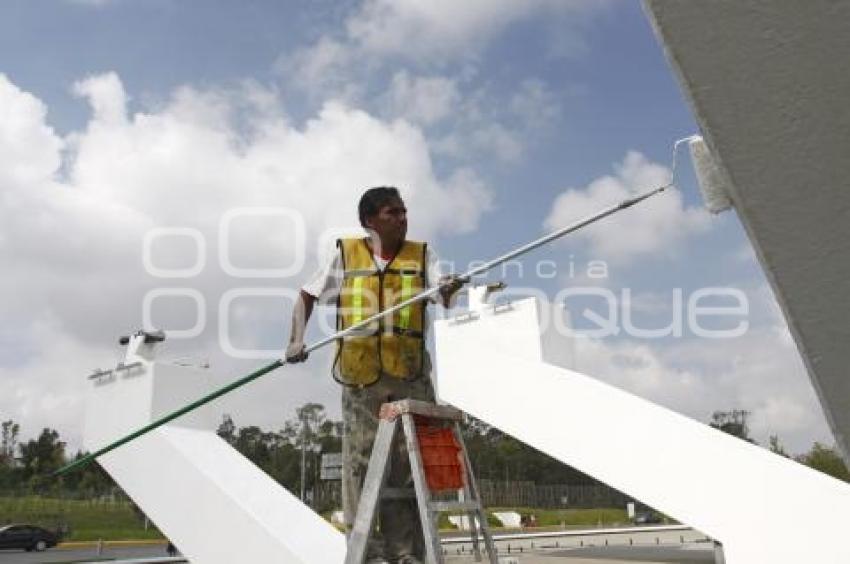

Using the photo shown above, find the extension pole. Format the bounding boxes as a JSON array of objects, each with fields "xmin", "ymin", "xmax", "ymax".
[{"xmin": 56, "ymin": 184, "xmax": 668, "ymax": 477}]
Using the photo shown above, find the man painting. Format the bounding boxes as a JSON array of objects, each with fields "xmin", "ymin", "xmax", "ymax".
[{"xmin": 286, "ymin": 186, "xmax": 461, "ymax": 564}]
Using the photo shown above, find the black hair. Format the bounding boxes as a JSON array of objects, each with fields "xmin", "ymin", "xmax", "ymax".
[{"xmin": 358, "ymin": 186, "xmax": 402, "ymax": 228}]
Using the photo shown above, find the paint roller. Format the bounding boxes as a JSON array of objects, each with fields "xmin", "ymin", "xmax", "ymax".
[{"xmin": 687, "ymin": 135, "xmax": 734, "ymax": 214}]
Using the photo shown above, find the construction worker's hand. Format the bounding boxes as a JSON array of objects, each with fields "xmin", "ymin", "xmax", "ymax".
[
  {"xmin": 285, "ymin": 341, "xmax": 309, "ymax": 363},
  {"xmin": 285, "ymin": 291, "xmax": 314, "ymax": 363},
  {"xmin": 439, "ymin": 275, "xmax": 466, "ymax": 306}
]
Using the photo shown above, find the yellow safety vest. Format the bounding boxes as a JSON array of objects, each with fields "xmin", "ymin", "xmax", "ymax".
[{"xmin": 334, "ymin": 238, "xmax": 427, "ymax": 387}]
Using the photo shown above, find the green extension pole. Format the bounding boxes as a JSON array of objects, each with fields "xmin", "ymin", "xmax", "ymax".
[{"xmin": 55, "ymin": 184, "xmax": 666, "ymax": 477}]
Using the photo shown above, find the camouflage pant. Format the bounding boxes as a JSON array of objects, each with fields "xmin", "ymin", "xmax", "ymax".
[{"xmin": 342, "ymin": 371, "xmax": 435, "ymax": 561}]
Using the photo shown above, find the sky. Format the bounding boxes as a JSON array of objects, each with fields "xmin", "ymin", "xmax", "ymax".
[{"xmin": 0, "ymin": 0, "xmax": 834, "ymax": 457}]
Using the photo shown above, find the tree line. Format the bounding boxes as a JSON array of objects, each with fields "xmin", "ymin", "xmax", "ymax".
[
  {"xmin": 1, "ymin": 407, "xmax": 848, "ymax": 501},
  {"xmin": 0, "ymin": 420, "xmax": 116, "ymax": 496},
  {"xmin": 709, "ymin": 409, "xmax": 850, "ymax": 480}
]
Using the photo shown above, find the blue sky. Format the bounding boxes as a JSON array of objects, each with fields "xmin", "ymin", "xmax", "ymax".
[{"xmin": 0, "ymin": 0, "xmax": 832, "ymax": 455}]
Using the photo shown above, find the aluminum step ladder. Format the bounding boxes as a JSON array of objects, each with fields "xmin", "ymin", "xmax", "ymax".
[{"xmin": 344, "ymin": 399, "xmax": 498, "ymax": 564}]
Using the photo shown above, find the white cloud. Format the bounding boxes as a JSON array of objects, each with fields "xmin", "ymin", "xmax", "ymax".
[
  {"xmin": 0, "ymin": 73, "xmax": 492, "ymax": 445},
  {"xmin": 0, "ymin": 319, "xmax": 116, "ymax": 452},
  {"xmin": 279, "ymin": 37, "xmax": 356, "ymax": 100},
  {"xmin": 0, "ymin": 75, "xmax": 63, "ymax": 187},
  {"xmin": 346, "ymin": 0, "xmax": 597, "ymax": 61},
  {"xmin": 434, "ymin": 120, "xmax": 524, "ymax": 164},
  {"xmin": 427, "ymin": 78, "xmax": 562, "ymax": 164},
  {"xmin": 281, "ymin": 0, "xmax": 599, "ymax": 102},
  {"xmin": 280, "ymin": 2, "xmax": 577, "ymax": 167},
  {"xmin": 280, "ymin": 52, "xmax": 531, "ymax": 166},
  {"xmin": 510, "ymin": 78, "xmax": 561, "ymax": 129},
  {"xmin": 385, "ymin": 71, "xmax": 460, "ymax": 126},
  {"xmin": 418, "ymin": 167, "xmax": 492, "ymax": 236},
  {"xmin": 471, "ymin": 123, "xmax": 524, "ymax": 163},
  {"xmin": 544, "ymin": 151, "xmax": 711, "ymax": 264},
  {"xmin": 73, "ymin": 72, "xmax": 129, "ymax": 125}
]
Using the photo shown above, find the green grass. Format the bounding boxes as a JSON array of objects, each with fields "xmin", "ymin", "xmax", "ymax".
[
  {"xmin": 2, "ymin": 496, "xmax": 632, "ymax": 540},
  {"xmin": 512, "ymin": 507, "xmax": 629, "ymax": 528},
  {"xmin": 0, "ymin": 496, "xmax": 164, "ymax": 541}
]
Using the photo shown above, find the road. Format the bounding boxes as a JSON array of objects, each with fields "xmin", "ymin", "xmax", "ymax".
[
  {"xmin": 0, "ymin": 528, "xmax": 718, "ymax": 563},
  {"xmin": 0, "ymin": 544, "xmax": 175, "ymax": 563}
]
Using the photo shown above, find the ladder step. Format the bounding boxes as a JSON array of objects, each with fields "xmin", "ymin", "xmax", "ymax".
[
  {"xmin": 379, "ymin": 399, "xmax": 463, "ymax": 421},
  {"xmin": 429, "ymin": 500, "xmax": 482, "ymax": 513}
]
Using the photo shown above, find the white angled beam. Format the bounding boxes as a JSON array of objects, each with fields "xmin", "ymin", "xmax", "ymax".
[
  {"xmin": 435, "ymin": 298, "xmax": 850, "ymax": 564},
  {"xmin": 84, "ymin": 340, "xmax": 345, "ymax": 564}
]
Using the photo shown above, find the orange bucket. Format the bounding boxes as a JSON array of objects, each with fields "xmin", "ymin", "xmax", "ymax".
[{"xmin": 415, "ymin": 417, "xmax": 465, "ymax": 491}]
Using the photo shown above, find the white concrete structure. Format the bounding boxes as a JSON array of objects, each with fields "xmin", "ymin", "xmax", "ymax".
[
  {"xmin": 644, "ymin": 0, "xmax": 850, "ymax": 460},
  {"xmin": 83, "ymin": 333, "xmax": 346, "ymax": 564},
  {"xmin": 435, "ymin": 298, "xmax": 850, "ymax": 563},
  {"xmin": 491, "ymin": 512, "xmax": 521, "ymax": 529},
  {"xmin": 446, "ymin": 515, "xmax": 471, "ymax": 531}
]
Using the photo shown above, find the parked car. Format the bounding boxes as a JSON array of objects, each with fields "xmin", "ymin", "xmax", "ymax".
[
  {"xmin": 633, "ymin": 511, "xmax": 663, "ymax": 525},
  {"xmin": 0, "ymin": 524, "xmax": 60, "ymax": 552}
]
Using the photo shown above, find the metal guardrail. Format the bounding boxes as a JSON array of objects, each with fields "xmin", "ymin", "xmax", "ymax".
[
  {"xmin": 442, "ymin": 524, "xmax": 693, "ymax": 544},
  {"xmin": 79, "ymin": 558, "xmax": 186, "ymax": 564}
]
